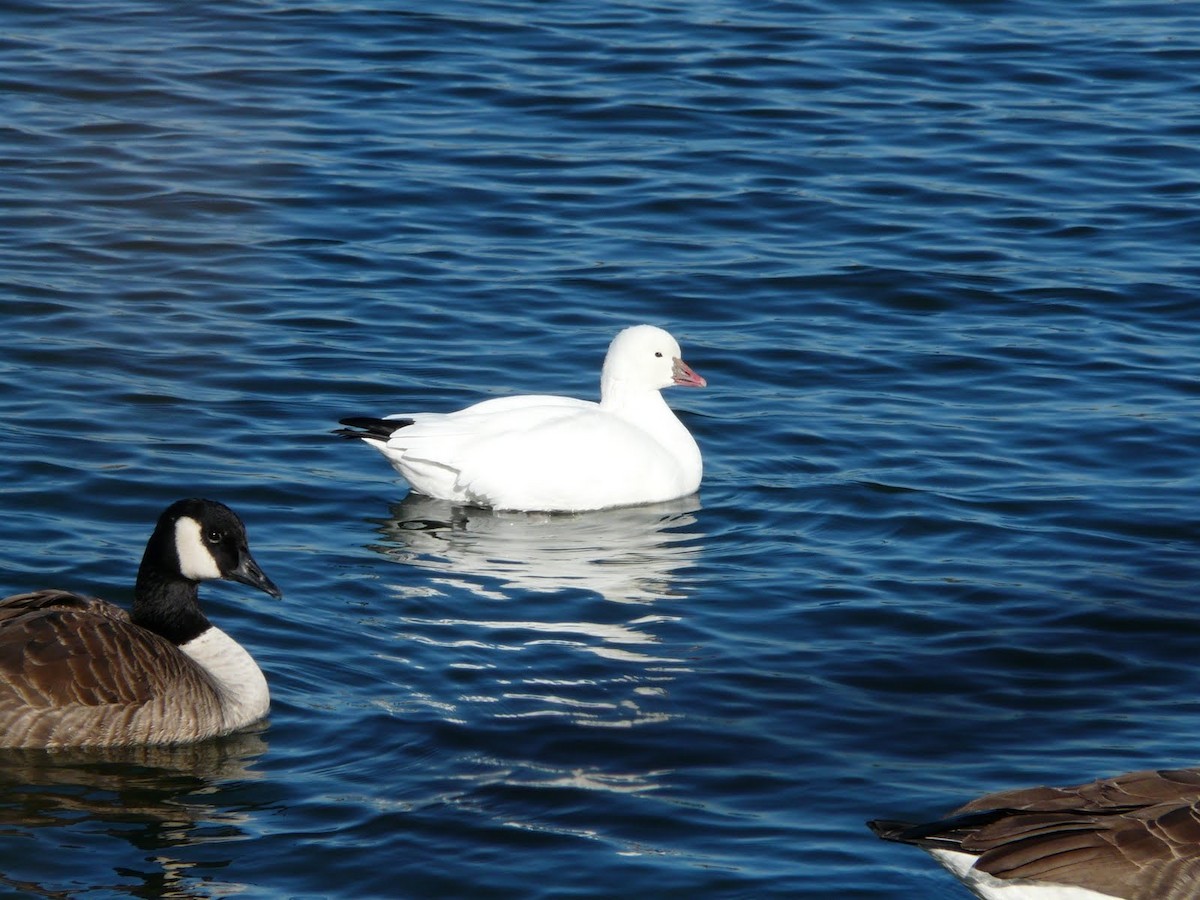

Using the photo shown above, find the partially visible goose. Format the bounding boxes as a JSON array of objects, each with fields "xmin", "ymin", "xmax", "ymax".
[
  {"xmin": 869, "ymin": 767, "xmax": 1200, "ymax": 899},
  {"xmin": 336, "ymin": 324, "xmax": 707, "ymax": 512},
  {"xmin": 0, "ymin": 499, "xmax": 280, "ymax": 749}
]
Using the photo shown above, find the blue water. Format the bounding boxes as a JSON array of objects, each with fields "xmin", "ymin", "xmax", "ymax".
[{"xmin": 2, "ymin": 1, "xmax": 1198, "ymax": 897}]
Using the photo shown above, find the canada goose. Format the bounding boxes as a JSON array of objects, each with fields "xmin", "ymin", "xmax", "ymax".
[
  {"xmin": 336, "ymin": 324, "xmax": 706, "ymax": 512},
  {"xmin": 869, "ymin": 767, "xmax": 1200, "ymax": 899},
  {"xmin": 0, "ymin": 498, "xmax": 280, "ymax": 749}
]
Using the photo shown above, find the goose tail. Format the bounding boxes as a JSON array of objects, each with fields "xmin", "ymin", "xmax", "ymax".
[{"xmin": 333, "ymin": 416, "xmax": 414, "ymax": 441}]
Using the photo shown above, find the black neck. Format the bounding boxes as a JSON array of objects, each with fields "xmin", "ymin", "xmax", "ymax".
[{"xmin": 132, "ymin": 569, "xmax": 212, "ymax": 646}]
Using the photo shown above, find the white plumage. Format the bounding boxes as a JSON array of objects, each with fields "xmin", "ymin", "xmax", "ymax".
[{"xmin": 338, "ymin": 325, "xmax": 707, "ymax": 512}]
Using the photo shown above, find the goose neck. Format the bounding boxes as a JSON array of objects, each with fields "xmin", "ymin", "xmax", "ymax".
[{"xmin": 132, "ymin": 571, "xmax": 211, "ymax": 646}]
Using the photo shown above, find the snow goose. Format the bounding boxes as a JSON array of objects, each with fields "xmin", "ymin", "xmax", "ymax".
[
  {"xmin": 869, "ymin": 767, "xmax": 1200, "ymax": 899},
  {"xmin": 337, "ymin": 324, "xmax": 707, "ymax": 512},
  {"xmin": 0, "ymin": 499, "xmax": 280, "ymax": 749}
]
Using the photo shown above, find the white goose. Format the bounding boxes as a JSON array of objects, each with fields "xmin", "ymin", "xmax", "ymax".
[
  {"xmin": 337, "ymin": 324, "xmax": 707, "ymax": 512},
  {"xmin": 0, "ymin": 499, "xmax": 280, "ymax": 749},
  {"xmin": 870, "ymin": 767, "xmax": 1200, "ymax": 899}
]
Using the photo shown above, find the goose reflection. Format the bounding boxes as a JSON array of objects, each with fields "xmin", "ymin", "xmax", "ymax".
[
  {"xmin": 365, "ymin": 495, "xmax": 707, "ymax": 734},
  {"xmin": 368, "ymin": 493, "xmax": 705, "ymax": 604},
  {"xmin": 0, "ymin": 729, "xmax": 267, "ymax": 898}
]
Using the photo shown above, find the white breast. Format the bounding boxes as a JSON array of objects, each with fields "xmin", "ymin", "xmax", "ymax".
[{"xmin": 179, "ymin": 626, "xmax": 269, "ymax": 731}]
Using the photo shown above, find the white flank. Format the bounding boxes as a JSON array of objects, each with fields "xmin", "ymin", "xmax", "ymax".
[
  {"xmin": 174, "ymin": 516, "xmax": 222, "ymax": 580},
  {"xmin": 928, "ymin": 849, "xmax": 1123, "ymax": 900},
  {"xmin": 180, "ymin": 626, "xmax": 270, "ymax": 730}
]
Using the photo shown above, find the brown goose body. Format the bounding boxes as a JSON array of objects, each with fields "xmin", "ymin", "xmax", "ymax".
[
  {"xmin": 0, "ymin": 500, "xmax": 280, "ymax": 750},
  {"xmin": 870, "ymin": 767, "xmax": 1200, "ymax": 899}
]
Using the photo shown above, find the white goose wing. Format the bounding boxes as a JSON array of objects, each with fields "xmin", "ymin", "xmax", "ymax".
[{"xmin": 386, "ymin": 394, "xmax": 692, "ymax": 511}]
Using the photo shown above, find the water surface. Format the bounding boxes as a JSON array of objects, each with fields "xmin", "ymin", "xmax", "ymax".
[{"xmin": 1, "ymin": 1, "xmax": 1198, "ymax": 897}]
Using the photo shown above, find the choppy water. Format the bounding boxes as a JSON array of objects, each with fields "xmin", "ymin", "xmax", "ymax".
[{"xmin": 2, "ymin": 1, "xmax": 1198, "ymax": 897}]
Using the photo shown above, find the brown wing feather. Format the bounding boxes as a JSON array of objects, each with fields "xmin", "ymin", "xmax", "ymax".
[
  {"xmin": 0, "ymin": 590, "xmax": 225, "ymax": 748},
  {"xmin": 949, "ymin": 769, "xmax": 1200, "ymax": 900}
]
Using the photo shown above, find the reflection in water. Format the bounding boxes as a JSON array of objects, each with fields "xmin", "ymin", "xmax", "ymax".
[
  {"xmin": 365, "ymin": 496, "xmax": 707, "ymax": 737},
  {"xmin": 0, "ymin": 729, "xmax": 268, "ymax": 898},
  {"xmin": 369, "ymin": 493, "xmax": 706, "ymax": 604}
]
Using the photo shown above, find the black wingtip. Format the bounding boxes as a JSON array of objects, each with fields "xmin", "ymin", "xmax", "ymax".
[
  {"xmin": 867, "ymin": 819, "xmax": 918, "ymax": 843},
  {"xmin": 868, "ymin": 808, "xmax": 1013, "ymax": 850},
  {"xmin": 333, "ymin": 416, "xmax": 415, "ymax": 440}
]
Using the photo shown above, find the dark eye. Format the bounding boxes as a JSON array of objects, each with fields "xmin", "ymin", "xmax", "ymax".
[
  {"xmin": 205, "ymin": 530, "xmax": 223, "ymax": 544},
  {"xmin": 654, "ymin": 351, "xmax": 663, "ymax": 358}
]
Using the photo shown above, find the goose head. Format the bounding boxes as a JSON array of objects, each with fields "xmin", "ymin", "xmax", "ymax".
[
  {"xmin": 600, "ymin": 325, "xmax": 707, "ymax": 401},
  {"xmin": 133, "ymin": 499, "xmax": 279, "ymax": 643}
]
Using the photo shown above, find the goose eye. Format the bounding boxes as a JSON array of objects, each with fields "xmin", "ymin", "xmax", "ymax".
[
  {"xmin": 205, "ymin": 529, "xmax": 223, "ymax": 544},
  {"xmin": 654, "ymin": 351, "xmax": 663, "ymax": 358}
]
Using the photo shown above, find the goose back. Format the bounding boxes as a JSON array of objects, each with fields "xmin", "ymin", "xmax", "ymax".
[
  {"xmin": 0, "ymin": 590, "xmax": 228, "ymax": 748},
  {"xmin": 870, "ymin": 767, "xmax": 1200, "ymax": 900}
]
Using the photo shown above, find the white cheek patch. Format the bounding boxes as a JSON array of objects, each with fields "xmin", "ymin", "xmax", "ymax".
[{"xmin": 174, "ymin": 516, "xmax": 222, "ymax": 580}]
